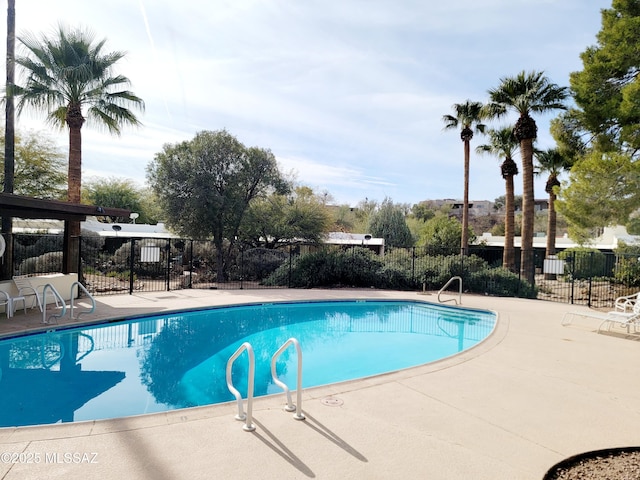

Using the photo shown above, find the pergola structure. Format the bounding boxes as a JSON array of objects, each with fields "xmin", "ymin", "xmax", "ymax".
[{"xmin": 0, "ymin": 193, "xmax": 130, "ymax": 277}]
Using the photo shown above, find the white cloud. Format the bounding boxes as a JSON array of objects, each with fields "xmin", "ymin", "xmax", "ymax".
[{"xmin": 0, "ymin": 0, "xmax": 611, "ymax": 206}]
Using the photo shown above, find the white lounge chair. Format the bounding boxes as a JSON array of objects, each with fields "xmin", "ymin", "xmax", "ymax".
[
  {"xmin": 562, "ymin": 301, "xmax": 640, "ymax": 333},
  {"xmin": 614, "ymin": 291, "xmax": 640, "ymax": 312},
  {"xmin": 0, "ymin": 291, "xmax": 11, "ymax": 319},
  {"xmin": 12, "ymin": 276, "xmax": 44, "ymax": 312}
]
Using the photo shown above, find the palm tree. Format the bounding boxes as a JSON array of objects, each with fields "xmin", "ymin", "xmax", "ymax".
[
  {"xmin": 2, "ymin": 0, "xmax": 15, "ymax": 280},
  {"xmin": 476, "ymin": 127, "xmax": 519, "ymax": 272},
  {"xmin": 14, "ymin": 25, "xmax": 144, "ymax": 272},
  {"xmin": 442, "ymin": 100, "xmax": 486, "ymax": 256},
  {"xmin": 534, "ymin": 148, "xmax": 571, "ymax": 269},
  {"xmin": 487, "ymin": 71, "xmax": 568, "ymax": 285}
]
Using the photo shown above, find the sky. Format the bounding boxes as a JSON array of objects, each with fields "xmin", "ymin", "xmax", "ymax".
[{"xmin": 0, "ymin": 0, "xmax": 611, "ymax": 207}]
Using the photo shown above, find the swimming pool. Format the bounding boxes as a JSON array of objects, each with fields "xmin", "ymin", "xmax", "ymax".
[{"xmin": 0, "ymin": 300, "xmax": 495, "ymax": 427}]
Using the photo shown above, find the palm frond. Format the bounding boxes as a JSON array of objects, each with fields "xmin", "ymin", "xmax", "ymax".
[{"xmin": 14, "ymin": 24, "xmax": 143, "ymax": 127}]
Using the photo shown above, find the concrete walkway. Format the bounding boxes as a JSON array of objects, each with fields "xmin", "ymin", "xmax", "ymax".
[{"xmin": 0, "ymin": 289, "xmax": 638, "ymax": 480}]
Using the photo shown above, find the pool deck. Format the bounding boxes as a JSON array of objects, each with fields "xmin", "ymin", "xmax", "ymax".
[{"xmin": 0, "ymin": 288, "xmax": 638, "ymax": 479}]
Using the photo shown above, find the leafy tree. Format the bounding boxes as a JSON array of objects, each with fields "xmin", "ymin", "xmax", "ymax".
[
  {"xmin": 549, "ymin": 114, "xmax": 587, "ymax": 161},
  {"xmin": 147, "ymin": 129, "xmax": 287, "ymax": 281},
  {"xmin": 534, "ymin": 148, "xmax": 572, "ymax": 261},
  {"xmin": 138, "ymin": 188, "xmax": 165, "ymax": 225},
  {"xmin": 83, "ymin": 177, "xmax": 153, "ymax": 223},
  {"xmin": 627, "ymin": 216, "xmax": 640, "ymax": 235},
  {"xmin": 553, "ymin": 1, "xmax": 640, "ymax": 242},
  {"xmin": 0, "ymin": 131, "xmax": 66, "ymax": 199},
  {"xmin": 353, "ymin": 198, "xmax": 378, "ymax": 233},
  {"xmin": 411, "ymin": 201, "xmax": 438, "ymax": 222},
  {"xmin": 330, "ymin": 204, "xmax": 357, "ymax": 232},
  {"xmin": 13, "ymin": 25, "xmax": 144, "ymax": 247},
  {"xmin": 476, "ymin": 127, "xmax": 519, "ymax": 272},
  {"xmin": 442, "ymin": 100, "xmax": 486, "ymax": 255},
  {"xmin": 494, "ymin": 194, "xmax": 522, "ymax": 212},
  {"xmin": 367, "ymin": 198, "xmax": 413, "ymax": 248},
  {"xmin": 240, "ymin": 186, "xmax": 331, "ymax": 248},
  {"xmin": 568, "ymin": 0, "xmax": 640, "ymax": 155},
  {"xmin": 418, "ymin": 212, "xmax": 475, "ymax": 253},
  {"xmin": 557, "ymin": 150, "xmax": 640, "ymax": 241},
  {"xmin": 487, "ymin": 71, "xmax": 568, "ymax": 284}
]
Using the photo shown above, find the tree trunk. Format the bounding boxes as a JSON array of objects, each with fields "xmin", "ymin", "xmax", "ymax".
[
  {"xmin": 503, "ymin": 174, "xmax": 515, "ymax": 272},
  {"xmin": 520, "ymin": 137, "xmax": 535, "ymax": 285},
  {"xmin": 544, "ymin": 190, "xmax": 557, "ymax": 280},
  {"xmin": 64, "ymin": 119, "xmax": 83, "ymax": 273},
  {"xmin": 67, "ymin": 121, "xmax": 83, "ymax": 205},
  {"xmin": 461, "ymin": 139, "xmax": 470, "ymax": 256},
  {"xmin": 1, "ymin": 0, "xmax": 15, "ymax": 280},
  {"xmin": 545, "ymin": 191, "xmax": 557, "ymax": 258}
]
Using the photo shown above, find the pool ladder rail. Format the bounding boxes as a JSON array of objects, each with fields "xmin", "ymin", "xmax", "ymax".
[
  {"xmin": 41, "ymin": 282, "xmax": 97, "ymax": 324},
  {"xmin": 226, "ymin": 337, "xmax": 305, "ymax": 432},
  {"xmin": 438, "ymin": 276, "xmax": 463, "ymax": 305}
]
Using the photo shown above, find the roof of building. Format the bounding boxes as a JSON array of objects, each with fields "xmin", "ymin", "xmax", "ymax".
[
  {"xmin": 82, "ymin": 218, "xmax": 178, "ymax": 239},
  {"xmin": 324, "ymin": 232, "xmax": 385, "ymax": 246},
  {"xmin": 476, "ymin": 225, "xmax": 640, "ymax": 251}
]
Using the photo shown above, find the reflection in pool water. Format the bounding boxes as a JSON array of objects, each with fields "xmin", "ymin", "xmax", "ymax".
[{"xmin": 0, "ymin": 300, "xmax": 495, "ymax": 427}]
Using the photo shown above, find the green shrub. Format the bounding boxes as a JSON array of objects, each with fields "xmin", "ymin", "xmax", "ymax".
[
  {"xmin": 14, "ymin": 234, "xmax": 63, "ymax": 266},
  {"xmin": 614, "ymin": 243, "xmax": 640, "ymax": 287},
  {"xmin": 377, "ymin": 264, "xmax": 414, "ymax": 290},
  {"xmin": 415, "ymin": 254, "xmax": 488, "ymax": 290},
  {"xmin": 558, "ymin": 247, "xmax": 608, "ymax": 279},
  {"xmin": 263, "ymin": 249, "xmax": 335, "ymax": 287},
  {"xmin": 338, "ymin": 248, "xmax": 384, "ymax": 287},
  {"xmin": 264, "ymin": 248, "xmax": 536, "ymax": 297},
  {"xmin": 239, "ymin": 248, "xmax": 287, "ymax": 281},
  {"xmin": 468, "ymin": 268, "xmax": 537, "ymax": 298},
  {"xmin": 264, "ymin": 247, "xmax": 385, "ymax": 288},
  {"xmin": 17, "ymin": 251, "xmax": 63, "ymax": 275}
]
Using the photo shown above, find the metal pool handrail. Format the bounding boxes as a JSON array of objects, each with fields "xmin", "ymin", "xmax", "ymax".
[
  {"xmin": 226, "ymin": 342, "xmax": 256, "ymax": 432},
  {"xmin": 70, "ymin": 281, "xmax": 96, "ymax": 319},
  {"xmin": 438, "ymin": 276, "xmax": 463, "ymax": 305},
  {"xmin": 41, "ymin": 284, "xmax": 66, "ymax": 324},
  {"xmin": 271, "ymin": 338, "xmax": 305, "ymax": 421}
]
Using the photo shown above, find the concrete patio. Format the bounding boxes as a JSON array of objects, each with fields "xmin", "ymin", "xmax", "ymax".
[{"xmin": 0, "ymin": 288, "xmax": 638, "ymax": 479}]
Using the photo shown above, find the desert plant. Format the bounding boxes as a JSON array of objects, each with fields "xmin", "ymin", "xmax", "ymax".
[{"xmin": 238, "ymin": 248, "xmax": 288, "ymax": 281}]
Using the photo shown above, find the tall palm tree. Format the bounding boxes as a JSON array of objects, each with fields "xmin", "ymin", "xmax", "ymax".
[
  {"xmin": 487, "ymin": 71, "xmax": 568, "ymax": 285},
  {"xmin": 534, "ymin": 148, "xmax": 571, "ymax": 267},
  {"xmin": 2, "ymin": 0, "xmax": 15, "ymax": 280},
  {"xmin": 476, "ymin": 127, "xmax": 519, "ymax": 272},
  {"xmin": 442, "ymin": 100, "xmax": 486, "ymax": 256},
  {"xmin": 14, "ymin": 25, "xmax": 144, "ymax": 272}
]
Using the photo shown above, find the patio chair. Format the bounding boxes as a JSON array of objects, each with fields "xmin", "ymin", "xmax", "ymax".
[
  {"xmin": 0, "ymin": 291, "xmax": 10, "ymax": 319},
  {"xmin": 12, "ymin": 276, "xmax": 44, "ymax": 312},
  {"xmin": 562, "ymin": 301, "xmax": 640, "ymax": 333},
  {"xmin": 614, "ymin": 291, "xmax": 640, "ymax": 312}
]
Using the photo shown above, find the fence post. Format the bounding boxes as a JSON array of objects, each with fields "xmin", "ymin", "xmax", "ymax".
[
  {"xmin": 188, "ymin": 240, "xmax": 193, "ymax": 288},
  {"xmin": 288, "ymin": 245, "xmax": 293, "ymax": 288},
  {"xmin": 166, "ymin": 239, "xmax": 171, "ymax": 291},
  {"xmin": 569, "ymin": 254, "xmax": 575, "ymax": 305},
  {"xmin": 129, "ymin": 238, "xmax": 136, "ymax": 295},
  {"xmin": 411, "ymin": 247, "xmax": 416, "ymax": 285},
  {"xmin": 78, "ymin": 234, "xmax": 84, "ymax": 288},
  {"xmin": 240, "ymin": 244, "xmax": 244, "ymax": 290}
]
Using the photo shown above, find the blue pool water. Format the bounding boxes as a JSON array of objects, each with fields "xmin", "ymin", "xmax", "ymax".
[{"xmin": 0, "ymin": 300, "xmax": 495, "ymax": 427}]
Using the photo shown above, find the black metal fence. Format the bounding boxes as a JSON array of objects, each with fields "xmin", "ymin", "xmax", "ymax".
[{"xmin": 6, "ymin": 233, "xmax": 640, "ymax": 308}]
